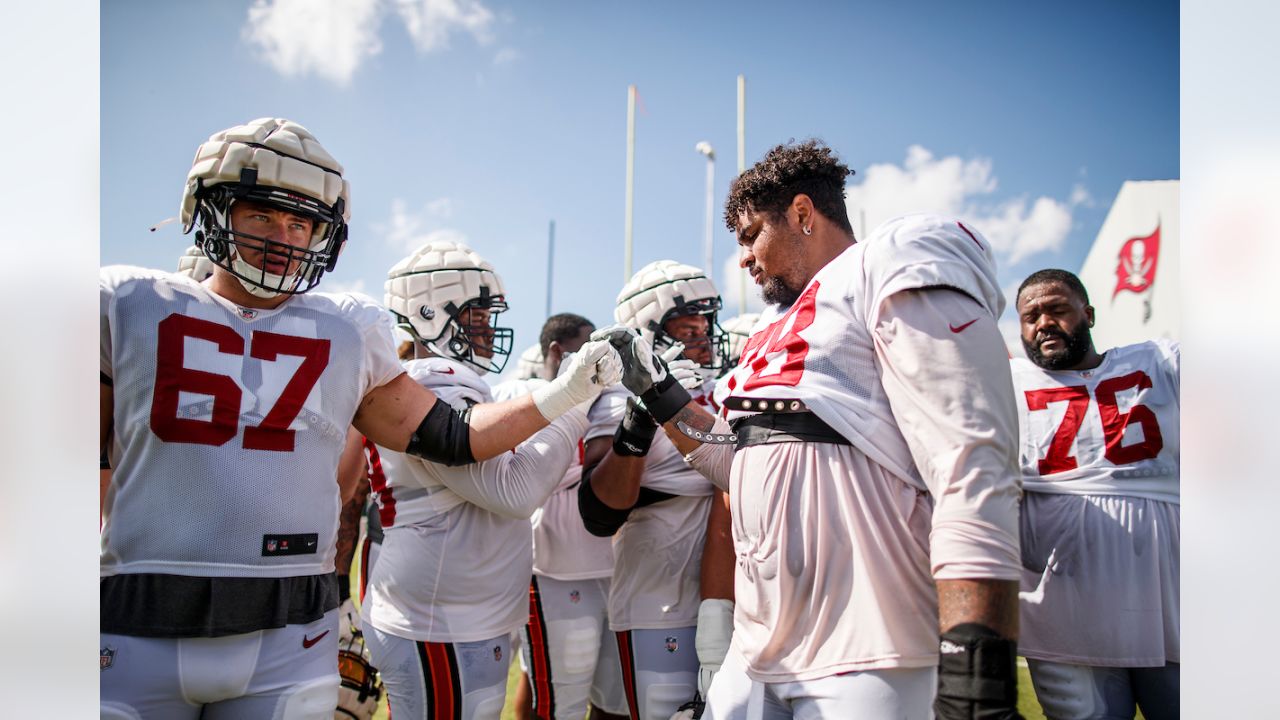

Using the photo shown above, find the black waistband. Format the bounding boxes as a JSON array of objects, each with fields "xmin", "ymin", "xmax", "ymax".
[
  {"xmin": 730, "ymin": 412, "xmax": 851, "ymax": 449},
  {"xmin": 100, "ymin": 572, "xmax": 338, "ymax": 638}
]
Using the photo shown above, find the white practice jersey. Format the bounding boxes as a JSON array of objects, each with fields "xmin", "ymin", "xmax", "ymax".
[
  {"xmin": 587, "ymin": 383, "xmax": 716, "ymax": 631},
  {"xmin": 491, "ymin": 377, "xmax": 614, "ymax": 581},
  {"xmin": 100, "ymin": 266, "xmax": 402, "ymax": 579},
  {"xmin": 1011, "ymin": 340, "xmax": 1180, "ymax": 503},
  {"xmin": 690, "ymin": 215, "xmax": 1022, "ymax": 682},
  {"xmin": 714, "ymin": 214, "xmax": 1005, "ymax": 492},
  {"xmin": 365, "ymin": 357, "xmax": 588, "ymax": 643}
]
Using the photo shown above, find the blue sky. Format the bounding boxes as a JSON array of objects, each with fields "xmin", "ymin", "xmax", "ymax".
[{"xmin": 101, "ymin": 0, "xmax": 1178, "ymax": 369}]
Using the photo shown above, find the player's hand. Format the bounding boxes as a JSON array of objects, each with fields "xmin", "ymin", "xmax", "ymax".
[
  {"xmin": 660, "ymin": 342, "xmax": 704, "ymax": 392},
  {"xmin": 591, "ymin": 324, "xmax": 668, "ymax": 396},
  {"xmin": 532, "ymin": 339, "xmax": 623, "ymax": 420}
]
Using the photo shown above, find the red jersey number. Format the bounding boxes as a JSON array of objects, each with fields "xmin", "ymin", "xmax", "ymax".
[
  {"xmin": 150, "ymin": 314, "xmax": 331, "ymax": 451},
  {"xmin": 1024, "ymin": 370, "xmax": 1163, "ymax": 476},
  {"xmin": 731, "ymin": 282, "xmax": 819, "ymax": 392}
]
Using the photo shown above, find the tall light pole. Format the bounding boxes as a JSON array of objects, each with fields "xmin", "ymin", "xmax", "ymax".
[{"xmin": 695, "ymin": 141, "xmax": 715, "ymax": 280}]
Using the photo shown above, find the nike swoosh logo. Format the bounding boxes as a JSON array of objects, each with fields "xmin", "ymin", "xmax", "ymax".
[
  {"xmin": 949, "ymin": 319, "xmax": 978, "ymax": 333},
  {"xmin": 302, "ymin": 630, "xmax": 330, "ymax": 648},
  {"xmin": 439, "ymin": 367, "xmax": 456, "ymax": 375}
]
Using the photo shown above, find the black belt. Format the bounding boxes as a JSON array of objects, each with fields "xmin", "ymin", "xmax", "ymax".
[{"xmin": 730, "ymin": 411, "xmax": 850, "ymax": 449}]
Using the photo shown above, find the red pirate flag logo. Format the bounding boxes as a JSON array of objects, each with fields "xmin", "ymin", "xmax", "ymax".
[{"xmin": 1113, "ymin": 222, "xmax": 1160, "ymax": 299}]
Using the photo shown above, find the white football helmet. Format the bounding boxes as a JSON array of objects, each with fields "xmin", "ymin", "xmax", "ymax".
[
  {"xmin": 175, "ymin": 245, "xmax": 216, "ymax": 281},
  {"xmin": 385, "ymin": 240, "xmax": 514, "ymax": 375},
  {"xmin": 718, "ymin": 312, "xmax": 761, "ymax": 368},
  {"xmin": 615, "ymin": 260, "xmax": 728, "ymax": 373},
  {"xmin": 180, "ymin": 117, "xmax": 351, "ymax": 299},
  {"xmin": 514, "ymin": 343, "xmax": 545, "ymax": 381}
]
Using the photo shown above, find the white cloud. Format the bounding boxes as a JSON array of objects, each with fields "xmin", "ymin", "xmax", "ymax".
[
  {"xmin": 325, "ymin": 278, "xmax": 370, "ymax": 296},
  {"xmin": 845, "ymin": 145, "xmax": 1078, "ymax": 266},
  {"xmin": 393, "ymin": 0, "xmax": 494, "ymax": 52},
  {"xmin": 1069, "ymin": 183, "xmax": 1094, "ymax": 207},
  {"xmin": 243, "ymin": 0, "xmax": 384, "ymax": 86},
  {"xmin": 243, "ymin": 0, "xmax": 496, "ymax": 85},
  {"xmin": 376, "ymin": 197, "xmax": 469, "ymax": 254},
  {"xmin": 493, "ymin": 47, "xmax": 520, "ymax": 65}
]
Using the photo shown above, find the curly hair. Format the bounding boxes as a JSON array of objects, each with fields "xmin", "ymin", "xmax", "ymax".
[
  {"xmin": 1017, "ymin": 268, "xmax": 1091, "ymax": 306},
  {"xmin": 724, "ymin": 140, "xmax": 855, "ymax": 235}
]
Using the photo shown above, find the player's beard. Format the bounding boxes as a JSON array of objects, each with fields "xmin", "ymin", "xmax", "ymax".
[
  {"xmin": 1024, "ymin": 320, "xmax": 1093, "ymax": 370},
  {"xmin": 759, "ymin": 227, "xmax": 808, "ymax": 307}
]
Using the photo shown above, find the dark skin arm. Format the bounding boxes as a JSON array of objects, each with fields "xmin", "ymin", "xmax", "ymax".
[
  {"xmin": 582, "ymin": 436, "xmax": 646, "ymax": 510},
  {"xmin": 937, "ymin": 579, "xmax": 1019, "ymax": 636},
  {"xmin": 699, "ymin": 488, "xmax": 735, "ymax": 601}
]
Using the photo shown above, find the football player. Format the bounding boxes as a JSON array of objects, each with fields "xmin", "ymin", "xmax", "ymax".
[
  {"xmin": 492, "ymin": 314, "xmax": 630, "ymax": 720},
  {"xmin": 362, "ymin": 241, "xmax": 606, "ymax": 720},
  {"xmin": 577, "ymin": 261, "xmax": 728, "ymax": 720},
  {"xmin": 1012, "ymin": 269, "xmax": 1179, "ymax": 719},
  {"xmin": 597, "ymin": 141, "xmax": 1025, "ymax": 719},
  {"xmin": 100, "ymin": 118, "xmax": 620, "ymax": 719},
  {"xmin": 716, "ymin": 313, "xmax": 760, "ymax": 369}
]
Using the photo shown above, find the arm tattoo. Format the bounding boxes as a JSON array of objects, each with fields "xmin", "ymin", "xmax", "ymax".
[{"xmin": 670, "ymin": 405, "xmax": 715, "ymax": 433}]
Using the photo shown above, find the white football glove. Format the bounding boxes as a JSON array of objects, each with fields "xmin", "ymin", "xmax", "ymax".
[
  {"xmin": 660, "ymin": 342, "xmax": 704, "ymax": 392},
  {"xmin": 695, "ymin": 598, "xmax": 734, "ymax": 699},
  {"xmin": 531, "ymin": 339, "xmax": 623, "ymax": 420},
  {"xmin": 337, "ymin": 597, "xmax": 362, "ymax": 646}
]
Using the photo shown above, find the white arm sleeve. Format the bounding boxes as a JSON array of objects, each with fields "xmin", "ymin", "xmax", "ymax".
[
  {"xmin": 873, "ymin": 287, "xmax": 1021, "ymax": 581},
  {"xmin": 683, "ymin": 416, "xmax": 735, "ymax": 492},
  {"xmin": 434, "ymin": 407, "xmax": 589, "ymax": 520}
]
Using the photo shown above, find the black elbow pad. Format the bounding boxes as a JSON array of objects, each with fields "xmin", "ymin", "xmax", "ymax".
[
  {"xmin": 404, "ymin": 399, "xmax": 476, "ymax": 467},
  {"xmin": 577, "ymin": 464, "xmax": 632, "ymax": 537}
]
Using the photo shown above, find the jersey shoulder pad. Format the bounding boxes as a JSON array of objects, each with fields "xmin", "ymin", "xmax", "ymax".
[{"xmin": 861, "ymin": 214, "xmax": 1003, "ymax": 317}]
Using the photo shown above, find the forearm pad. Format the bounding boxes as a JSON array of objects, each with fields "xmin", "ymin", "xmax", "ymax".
[
  {"xmin": 613, "ymin": 398, "xmax": 658, "ymax": 456},
  {"xmin": 639, "ymin": 373, "xmax": 693, "ymax": 424},
  {"xmin": 404, "ymin": 399, "xmax": 476, "ymax": 467},
  {"xmin": 577, "ymin": 465, "xmax": 633, "ymax": 537},
  {"xmin": 934, "ymin": 623, "xmax": 1023, "ymax": 720}
]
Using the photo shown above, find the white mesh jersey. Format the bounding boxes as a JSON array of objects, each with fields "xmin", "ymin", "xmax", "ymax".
[
  {"xmin": 713, "ymin": 214, "xmax": 1004, "ymax": 491},
  {"xmin": 365, "ymin": 357, "xmax": 588, "ymax": 643},
  {"xmin": 587, "ymin": 383, "xmax": 716, "ymax": 631},
  {"xmin": 1011, "ymin": 340, "xmax": 1180, "ymax": 503},
  {"xmin": 491, "ymin": 377, "xmax": 614, "ymax": 581},
  {"xmin": 100, "ymin": 265, "xmax": 402, "ymax": 579}
]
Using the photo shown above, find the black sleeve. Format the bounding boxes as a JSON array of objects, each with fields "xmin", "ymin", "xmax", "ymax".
[
  {"xmin": 404, "ymin": 399, "xmax": 475, "ymax": 467},
  {"xmin": 577, "ymin": 463, "xmax": 633, "ymax": 537}
]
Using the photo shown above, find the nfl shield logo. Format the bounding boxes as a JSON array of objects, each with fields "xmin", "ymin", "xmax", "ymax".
[
  {"xmin": 569, "ymin": 590, "xmax": 581, "ymax": 604},
  {"xmin": 101, "ymin": 646, "xmax": 116, "ymax": 670},
  {"xmin": 238, "ymin": 307, "xmax": 258, "ymax": 320},
  {"xmin": 664, "ymin": 636, "xmax": 678, "ymax": 653},
  {"xmin": 493, "ymin": 646, "xmax": 503, "ymax": 662},
  {"xmin": 267, "ymin": 540, "xmax": 278, "ymax": 552}
]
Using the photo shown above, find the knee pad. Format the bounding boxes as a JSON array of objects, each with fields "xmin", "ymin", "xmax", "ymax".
[
  {"xmin": 99, "ymin": 702, "xmax": 142, "ymax": 720},
  {"xmin": 277, "ymin": 674, "xmax": 340, "ymax": 720},
  {"xmin": 469, "ymin": 688, "xmax": 507, "ymax": 720},
  {"xmin": 553, "ymin": 616, "xmax": 603, "ymax": 677},
  {"xmin": 643, "ymin": 680, "xmax": 697, "ymax": 720},
  {"xmin": 1029, "ymin": 661, "xmax": 1102, "ymax": 720}
]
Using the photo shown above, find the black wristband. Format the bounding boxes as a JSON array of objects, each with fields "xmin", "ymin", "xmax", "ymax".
[
  {"xmin": 934, "ymin": 623, "xmax": 1022, "ymax": 720},
  {"xmin": 337, "ymin": 573, "xmax": 351, "ymax": 603},
  {"xmin": 613, "ymin": 398, "xmax": 658, "ymax": 456},
  {"xmin": 639, "ymin": 373, "xmax": 693, "ymax": 424}
]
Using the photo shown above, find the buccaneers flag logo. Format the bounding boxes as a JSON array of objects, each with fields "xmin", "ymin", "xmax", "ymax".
[{"xmin": 1113, "ymin": 222, "xmax": 1160, "ymax": 299}]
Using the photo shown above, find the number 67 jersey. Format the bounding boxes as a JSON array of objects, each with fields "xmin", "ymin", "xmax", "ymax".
[
  {"xmin": 100, "ymin": 266, "xmax": 403, "ymax": 580},
  {"xmin": 1011, "ymin": 339, "xmax": 1180, "ymax": 503}
]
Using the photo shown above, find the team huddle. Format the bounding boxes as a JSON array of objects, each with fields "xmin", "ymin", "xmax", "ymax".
[{"xmin": 100, "ymin": 118, "xmax": 1179, "ymax": 720}]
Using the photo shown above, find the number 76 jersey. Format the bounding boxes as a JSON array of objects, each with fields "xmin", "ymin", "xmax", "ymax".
[
  {"xmin": 1010, "ymin": 339, "xmax": 1179, "ymax": 503},
  {"xmin": 100, "ymin": 266, "xmax": 404, "ymax": 579}
]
